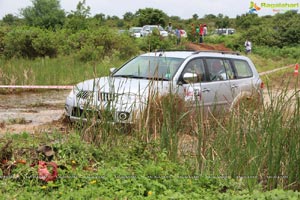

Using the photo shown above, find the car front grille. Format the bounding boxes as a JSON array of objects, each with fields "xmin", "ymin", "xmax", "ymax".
[
  {"xmin": 76, "ymin": 90, "xmax": 93, "ymax": 99},
  {"xmin": 98, "ymin": 92, "xmax": 116, "ymax": 101},
  {"xmin": 71, "ymin": 107, "xmax": 114, "ymax": 121}
]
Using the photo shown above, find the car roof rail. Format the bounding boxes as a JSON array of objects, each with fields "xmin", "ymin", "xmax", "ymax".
[
  {"xmin": 151, "ymin": 49, "xmax": 195, "ymax": 53},
  {"xmin": 192, "ymin": 50, "xmax": 241, "ymax": 55}
]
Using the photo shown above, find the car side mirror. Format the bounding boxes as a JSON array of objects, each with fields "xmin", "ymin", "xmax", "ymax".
[
  {"xmin": 109, "ymin": 68, "xmax": 116, "ymax": 75},
  {"xmin": 183, "ymin": 72, "xmax": 198, "ymax": 83}
]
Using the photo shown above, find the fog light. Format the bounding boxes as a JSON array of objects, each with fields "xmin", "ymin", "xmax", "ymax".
[{"xmin": 118, "ymin": 112, "xmax": 130, "ymax": 121}]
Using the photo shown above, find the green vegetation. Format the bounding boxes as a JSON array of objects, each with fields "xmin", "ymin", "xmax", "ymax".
[
  {"xmin": 1, "ymin": 0, "xmax": 300, "ymax": 198},
  {"xmin": 1, "ymin": 83, "xmax": 300, "ymax": 198}
]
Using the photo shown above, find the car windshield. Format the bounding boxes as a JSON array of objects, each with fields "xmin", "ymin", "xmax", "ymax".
[
  {"xmin": 131, "ymin": 28, "xmax": 141, "ymax": 33},
  {"xmin": 149, "ymin": 26, "xmax": 164, "ymax": 31},
  {"xmin": 113, "ymin": 56, "xmax": 183, "ymax": 81}
]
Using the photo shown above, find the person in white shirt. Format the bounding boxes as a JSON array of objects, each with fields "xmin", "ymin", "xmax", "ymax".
[{"xmin": 245, "ymin": 39, "xmax": 252, "ymax": 54}]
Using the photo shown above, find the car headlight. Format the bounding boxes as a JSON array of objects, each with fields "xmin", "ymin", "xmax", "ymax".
[{"xmin": 117, "ymin": 112, "xmax": 130, "ymax": 121}]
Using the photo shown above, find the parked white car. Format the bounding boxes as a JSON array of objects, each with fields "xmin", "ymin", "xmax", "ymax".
[
  {"xmin": 140, "ymin": 25, "xmax": 168, "ymax": 37},
  {"xmin": 65, "ymin": 51, "xmax": 263, "ymax": 123},
  {"xmin": 215, "ymin": 28, "xmax": 235, "ymax": 35},
  {"xmin": 129, "ymin": 27, "xmax": 142, "ymax": 38}
]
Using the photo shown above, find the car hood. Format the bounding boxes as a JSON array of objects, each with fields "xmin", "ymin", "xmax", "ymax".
[
  {"xmin": 160, "ymin": 30, "xmax": 168, "ymax": 36},
  {"xmin": 74, "ymin": 76, "xmax": 174, "ymax": 97}
]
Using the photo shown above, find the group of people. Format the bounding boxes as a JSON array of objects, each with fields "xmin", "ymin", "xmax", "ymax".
[
  {"xmin": 166, "ymin": 22, "xmax": 182, "ymax": 45},
  {"xmin": 167, "ymin": 22, "xmax": 252, "ymax": 54},
  {"xmin": 191, "ymin": 23, "xmax": 208, "ymax": 44}
]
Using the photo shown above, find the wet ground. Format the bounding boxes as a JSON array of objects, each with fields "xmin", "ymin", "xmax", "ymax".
[{"xmin": 0, "ymin": 90, "xmax": 70, "ymax": 134}]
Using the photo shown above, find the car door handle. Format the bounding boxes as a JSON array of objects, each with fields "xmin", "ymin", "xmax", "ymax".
[
  {"xmin": 202, "ymin": 88, "xmax": 211, "ymax": 92},
  {"xmin": 231, "ymin": 84, "xmax": 239, "ymax": 89}
]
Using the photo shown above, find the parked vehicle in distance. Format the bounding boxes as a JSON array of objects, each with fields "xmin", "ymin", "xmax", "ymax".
[
  {"xmin": 118, "ymin": 29, "xmax": 127, "ymax": 35},
  {"xmin": 140, "ymin": 25, "xmax": 168, "ymax": 37},
  {"xmin": 215, "ymin": 28, "xmax": 235, "ymax": 35},
  {"xmin": 129, "ymin": 27, "xmax": 142, "ymax": 38},
  {"xmin": 65, "ymin": 50, "xmax": 263, "ymax": 124}
]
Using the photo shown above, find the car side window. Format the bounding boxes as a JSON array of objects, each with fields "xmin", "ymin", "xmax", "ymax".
[
  {"xmin": 182, "ymin": 58, "xmax": 206, "ymax": 83},
  {"xmin": 232, "ymin": 60, "xmax": 253, "ymax": 78},
  {"xmin": 223, "ymin": 59, "xmax": 235, "ymax": 79},
  {"xmin": 206, "ymin": 58, "xmax": 228, "ymax": 81}
]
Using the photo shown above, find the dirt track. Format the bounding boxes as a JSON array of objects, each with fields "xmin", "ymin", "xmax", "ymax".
[
  {"xmin": 0, "ymin": 90, "xmax": 70, "ymax": 134},
  {"xmin": 185, "ymin": 43, "xmax": 231, "ymax": 51}
]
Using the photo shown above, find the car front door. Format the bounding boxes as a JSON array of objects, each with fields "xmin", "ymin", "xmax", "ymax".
[
  {"xmin": 179, "ymin": 58, "xmax": 206, "ymax": 106},
  {"xmin": 202, "ymin": 58, "xmax": 235, "ymax": 113},
  {"xmin": 180, "ymin": 57, "xmax": 235, "ymax": 115}
]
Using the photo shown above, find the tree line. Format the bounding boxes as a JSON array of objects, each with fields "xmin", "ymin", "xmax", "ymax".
[{"xmin": 1, "ymin": 0, "xmax": 300, "ymax": 60}]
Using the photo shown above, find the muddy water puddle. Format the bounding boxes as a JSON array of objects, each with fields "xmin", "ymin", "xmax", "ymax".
[{"xmin": 0, "ymin": 90, "xmax": 70, "ymax": 133}]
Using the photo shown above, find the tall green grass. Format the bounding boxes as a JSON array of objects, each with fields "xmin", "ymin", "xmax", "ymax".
[
  {"xmin": 0, "ymin": 79, "xmax": 299, "ymax": 197},
  {"xmin": 75, "ymin": 78, "xmax": 299, "ymax": 191},
  {"xmin": 0, "ymin": 55, "xmax": 124, "ymax": 86}
]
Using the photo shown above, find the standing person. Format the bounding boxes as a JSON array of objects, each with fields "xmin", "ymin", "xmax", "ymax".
[
  {"xmin": 199, "ymin": 24, "xmax": 204, "ymax": 43},
  {"xmin": 195, "ymin": 24, "xmax": 200, "ymax": 43},
  {"xmin": 175, "ymin": 27, "xmax": 181, "ymax": 45},
  {"xmin": 203, "ymin": 24, "xmax": 208, "ymax": 36},
  {"xmin": 167, "ymin": 22, "xmax": 172, "ymax": 33},
  {"xmin": 244, "ymin": 39, "xmax": 252, "ymax": 54}
]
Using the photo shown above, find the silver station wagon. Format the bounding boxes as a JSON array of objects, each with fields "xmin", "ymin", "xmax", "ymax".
[{"xmin": 65, "ymin": 51, "xmax": 263, "ymax": 123}]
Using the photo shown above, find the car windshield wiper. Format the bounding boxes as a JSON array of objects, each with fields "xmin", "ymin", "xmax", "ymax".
[
  {"xmin": 113, "ymin": 74, "xmax": 146, "ymax": 79},
  {"xmin": 148, "ymin": 76, "xmax": 169, "ymax": 81},
  {"xmin": 114, "ymin": 74, "xmax": 168, "ymax": 81}
]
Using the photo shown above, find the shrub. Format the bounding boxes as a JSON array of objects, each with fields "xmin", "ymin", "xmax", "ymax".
[
  {"xmin": 3, "ymin": 26, "xmax": 58, "ymax": 59},
  {"xmin": 63, "ymin": 27, "xmax": 139, "ymax": 61},
  {"xmin": 139, "ymin": 34, "xmax": 174, "ymax": 52},
  {"xmin": 0, "ymin": 26, "xmax": 10, "ymax": 57},
  {"xmin": 253, "ymin": 45, "xmax": 300, "ymax": 60}
]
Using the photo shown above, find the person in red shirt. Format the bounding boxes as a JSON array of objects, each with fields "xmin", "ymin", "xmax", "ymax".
[{"xmin": 199, "ymin": 24, "xmax": 204, "ymax": 43}]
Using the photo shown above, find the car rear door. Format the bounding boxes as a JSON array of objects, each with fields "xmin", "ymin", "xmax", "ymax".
[{"xmin": 228, "ymin": 58, "xmax": 258, "ymax": 98}]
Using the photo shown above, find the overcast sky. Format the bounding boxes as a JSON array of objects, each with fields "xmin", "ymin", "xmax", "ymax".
[{"xmin": 0, "ymin": 0, "xmax": 299, "ymax": 19}]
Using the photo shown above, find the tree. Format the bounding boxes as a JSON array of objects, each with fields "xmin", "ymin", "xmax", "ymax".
[
  {"xmin": 169, "ymin": 16, "xmax": 181, "ymax": 21},
  {"xmin": 215, "ymin": 15, "xmax": 230, "ymax": 28},
  {"xmin": 21, "ymin": 0, "xmax": 65, "ymax": 29},
  {"xmin": 204, "ymin": 14, "xmax": 217, "ymax": 20},
  {"xmin": 272, "ymin": 11, "xmax": 300, "ymax": 46},
  {"xmin": 69, "ymin": 0, "xmax": 90, "ymax": 18},
  {"xmin": 2, "ymin": 14, "xmax": 18, "ymax": 25},
  {"xmin": 64, "ymin": 0, "xmax": 91, "ymax": 31},
  {"xmin": 93, "ymin": 13, "xmax": 106, "ymax": 26},
  {"xmin": 94, "ymin": 13, "xmax": 106, "ymax": 21},
  {"xmin": 123, "ymin": 12, "xmax": 134, "ymax": 21},
  {"xmin": 235, "ymin": 13, "xmax": 261, "ymax": 29},
  {"xmin": 135, "ymin": 8, "xmax": 168, "ymax": 27},
  {"xmin": 192, "ymin": 14, "xmax": 198, "ymax": 20}
]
